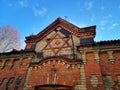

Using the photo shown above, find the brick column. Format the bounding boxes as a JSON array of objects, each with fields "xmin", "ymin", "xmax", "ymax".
[
  {"xmin": 75, "ymin": 64, "xmax": 87, "ymax": 90},
  {"xmin": 107, "ymin": 51, "xmax": 115, "ymax": 64},
  {"xmin": 0, "ymin": 59, "xmax": 6, "ymax": 69},
  {"xmin": 23, "ymin": 67, "xmax": 32, "ymax": 90},
  {"xmin": 18, "ymin": 58, "xmax": 22, "ymax": 68},
  {"xmin": 9, "ymin": 59, "xmax": 14, "ymax": 69},
  {"xmin": 81, "ymin": 52, "xmax": 86, "ymax": 64},
  {"xmin": 94, "ymin": 51, "xmax": 100, "ymax": 63}
]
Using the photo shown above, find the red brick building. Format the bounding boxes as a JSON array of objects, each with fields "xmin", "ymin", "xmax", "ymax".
[{"xmin": 0, "ymin": 18, "xmax": 120, "ymax": 90}]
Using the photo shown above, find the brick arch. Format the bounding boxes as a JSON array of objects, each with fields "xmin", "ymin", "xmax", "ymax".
[
  {"xmin": 30, "ymin": 56, "xmax": 82, "ymax": 72},
  {"xmin": 28, "ymin": 56, "xmax": 81, "ymax": 88},
  {"xmin": 35, "ymin": 84, "xmax": 71, "ymax": 90},
  {"xmin": 31, "ymin": 56, "xmax": 82, "ymax": 66}
]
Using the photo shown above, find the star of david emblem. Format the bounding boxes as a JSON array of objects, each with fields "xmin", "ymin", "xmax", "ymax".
[{"xmin": 43, "ymin": 33, "xmax": 71, "ymax": 55}]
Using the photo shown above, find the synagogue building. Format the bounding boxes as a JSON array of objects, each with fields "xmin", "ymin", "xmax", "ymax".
[{"xmin": 0, "ymin": 18, "xmax": 120, "ymax": 90}]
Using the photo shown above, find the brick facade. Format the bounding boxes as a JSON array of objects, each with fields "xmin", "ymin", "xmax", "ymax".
[{"xmin": 0, "ymin": 18, "xmax": 120, "ymax": 90}]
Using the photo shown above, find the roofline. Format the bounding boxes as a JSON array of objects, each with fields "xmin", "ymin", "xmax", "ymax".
[
  {"xmin": 77, "ymin": 39, "xmax": 120, "ymax": 47},
  {"xmin": 25, "ymin": 17, "xmax": 96, "ymax": 43},
  {"xmin": 0, "ymin": 49, "xmax": 35, "ymax": 55}
]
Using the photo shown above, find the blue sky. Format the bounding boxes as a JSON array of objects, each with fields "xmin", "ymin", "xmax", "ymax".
[{"xmin": 0, "ymin": 0, "xmax": 120, "ymax": 48}]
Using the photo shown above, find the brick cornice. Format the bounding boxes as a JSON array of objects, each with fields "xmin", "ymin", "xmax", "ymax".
[
  {"xmin": 77, "ymin": 43, "xmax": 120, "ymax": 53},
  {"xmin": 0, "ymin": 50, "xmax": 35, "ymax": 59}
]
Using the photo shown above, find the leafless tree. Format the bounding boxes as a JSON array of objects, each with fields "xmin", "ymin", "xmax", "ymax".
[{"xmin": 0, "ymin": 25, "xmax": 21, "ymax": 53}]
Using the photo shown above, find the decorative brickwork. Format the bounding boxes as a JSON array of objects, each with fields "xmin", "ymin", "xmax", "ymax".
[
  {"xmin": 94, "ymin": 51, "xmax": 100, "ymax": 63},
  {"xmin": 107, "ymin": 51, "xmax": 115, "ymax": 64},
  {"xmin": 81, "ymin": 52, "xmax": 86, "ymax": 64},
  {"xmin": 90, "ymin": 74, "xmax": 98, "ymax": 87},
  {"xmin": 0, "ymin": 18, "xmax": 120, "ymax": 90}
]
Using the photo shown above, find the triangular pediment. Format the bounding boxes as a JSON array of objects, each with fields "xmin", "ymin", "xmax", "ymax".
[
  {"xmin": 26, "ymin": 18, "xmax": 81, "ymax": 42},
  {"xmin": 25, "ymin": 17, "xmax": 96, "ymax": 50}
]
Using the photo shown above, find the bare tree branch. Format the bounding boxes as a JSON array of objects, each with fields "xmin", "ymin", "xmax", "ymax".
[{"xmin": 0, "ymin": 26, "xmax": 21, "ymax": 53}]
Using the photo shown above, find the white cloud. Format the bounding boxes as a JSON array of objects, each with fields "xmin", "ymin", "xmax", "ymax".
[
  {"xmin": 78, "ymin": 23, "xmax": 86, "ymax": 28},
  {"xmin": 101, "ymin": 27, "xmax": 105, "ymax": 30},
  {"xmin": 69, "ymin": 20, "xmax": 87, "ymax": 28},
  {"xmin": 33, "ymin": 7, "xmax": 47, "ymax": 16},
  {"xmin": 102, "ymin": 14, "xmax": 112, "ymax": 20},
  {"xmin": 19, "ymin": 0, "xmax": 29, "ymax": 7},
  {"xmin": 100, "ymin": 6, "xmax": 105, "ymax": 10},
  {"xmin": 99, "ymin": 20, "xmax": 107, "ymax": 30},
  {"xmin": 8, "ymin": 3, "xmax": 17, "ymax": 7},
  {"xmin": 100, "ymin": 20, "xmax": 106, "ymax": 26},
  {"xmin": 85, "ymin": 1, "xmax": 93, "ymax": 10},
  {"xmin": 110, "ymin": 23, "xmax": 119, "ymax": 29}
]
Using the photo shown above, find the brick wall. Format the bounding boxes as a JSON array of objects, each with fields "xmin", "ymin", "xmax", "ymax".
[
  {"xmin": 0, "ymin": 58, "xmax": 29, "ymax": 90},
  {"xmin": 84, "ymin": 52, "xmax": 105, "ymax": 90},
  {"xmin": 27, "ymin": 57, "xmax": 81, "ymax": 90}
]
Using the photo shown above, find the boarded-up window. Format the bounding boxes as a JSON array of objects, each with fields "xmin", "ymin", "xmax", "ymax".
[
  {"xmin": 37, "ymin": 52, "xmax": 43, "ymax": 58},
  {"xmin": 103, "ymin": 75, "xmax": 114, "ymax": 89},
  {"xmin": 80, "ymin": 38, "xmax": 94, "ymax": 45},
  {"xmin": 6, "ymin": 77, "xmax": 14, "ymax": 90},
  {"xmin": 15, "ymin": 77, "xmax": 22, "ymax": 90},
  {"xmin": 30, "ymin": 44, "xmax": 35, "ymax": 50},
  {"xmin": 59, "ymin": 28, "xmax": 71, "ymax": 37}
]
